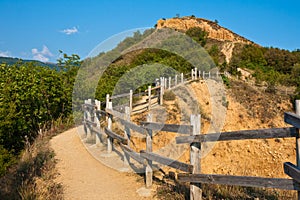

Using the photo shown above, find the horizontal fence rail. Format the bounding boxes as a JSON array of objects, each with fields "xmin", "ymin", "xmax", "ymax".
[
  {"xmin": 104, "ymin": 128, "xmax": 127, "ymax": 144},
  {"xmin": 176, "ymin": 127, "xmax": 297, "ymax": 144},
  {"xmin": 284, "ymin": 162, "xmax": 300, "ymax": 183},
  {"xmin": 141, "ymin": 122, "xmax": 193, "ymax": 135},
  {"xmin": 119, "ymin": 118, "xmax": 147, "ymax": 135},
  {"xmin": 120, "ymin": 144, "xmax": 145, "ymax": 165},
  {"xmin": 82, "ymin": 94, "xmax": 300, "ymax": 200},
  {"xmin": 110, "ymin": 92, "xmax": 131, "ymax": 100},
  {"xmin": 83, "ymin": 119, "xmax": 97, "ymax": 127},
  {"xmin": 285, "ymin": 112, "xmax": 300, "ymax": 129},
  {"xmin": 105, "ymin": 108, "xmax": 126, "ymax": 119},
  {"xmin": 177, "ymin": 173, "xmax": 299, "ymax": 190},
  {"xmin": 140, "ymin": 150, "xmax": 193, "ymax": 173}
]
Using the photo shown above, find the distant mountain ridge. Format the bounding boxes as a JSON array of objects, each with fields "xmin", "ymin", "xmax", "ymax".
[{"xmin": 0, "ymin": 56, "xmax": 57, "ymax": 68}]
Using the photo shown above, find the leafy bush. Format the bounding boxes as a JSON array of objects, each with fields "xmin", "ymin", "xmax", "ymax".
[
  {"xmin": 95, "ymin": 49, "xmax": 194, "ymax": 101},
  {"xmin": 0, "ymin": 54, "xmax": 79, "ymax": 175},
  {"xmin": 229, "ymin": 44, "xmax": 300, "ymax": 88},
  {"xmin": 221, "ymin": 74, "xmax": 231, "ymax": 87},
  {"xmin": 163, "ymin": 91, "xmax": 176, "ymax": 101},
  {"xmin": 0, "ymin": 146, "xmax": 16, "ymax": 176}
]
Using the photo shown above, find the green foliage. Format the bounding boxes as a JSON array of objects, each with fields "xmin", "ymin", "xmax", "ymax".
[
  {"xmin": 95, "ymin": 48, "xmax": 194, "ymax": 102},
  {"xmin": 264, "ymin": 47, "xmax": 298, "ymax": 74},
  {"xmin": 185, "ymin": 27, "xmax": 208, "ymax": 46},
  {"xmin": 208, "ymin": 44, "xmax": 220, "ymax": 65},
  {"xmin": 0, "ymin": 145, "xmax": 16, "ymax": 176},
  {"xmin": 229, "ymin": 44, "xmax": 300, "ymax": 89},
  {"xmin": 221, "ymin": 74, "xmax": 231, "ymax": 87},
  {"xmin": 237, "ymin": 45, "xmax": 267, "ymax": 70},
  {"xmin": 0, "ymin": 53, "xmax": 79, "ymax": 175},
  {"xmin": 163, "ymin": 91, "xmax": 176, "ymax": 101}
]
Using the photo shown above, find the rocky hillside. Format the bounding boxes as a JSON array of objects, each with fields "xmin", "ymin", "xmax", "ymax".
[
  {"xmin": 156, "ymin": 16, "xmax": 257, "ymax": 64},
  {"xmin": 156, "ymin": 16, "xmax": 255, "ymax": 45}
]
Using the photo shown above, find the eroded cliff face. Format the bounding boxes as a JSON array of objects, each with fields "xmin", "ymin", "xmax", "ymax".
[
  {"xmin": 156, "ymin": 17, "xmax": 255, "ymax": 63},
  {"xmin": 157, "ymin": 17, "xmax": 254, "ymax": 45}
]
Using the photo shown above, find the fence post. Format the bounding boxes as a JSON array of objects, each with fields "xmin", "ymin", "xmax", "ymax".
[
  {"xmin": 107, "ymin": 101, "xmax": 113, "ymax": 153},
  {"xmin": 194, "ymin": 68, "xmax": 197, "ymax": 79},
  {"xmin": 86, "ymin": 99, "xmax": 92, "ymax": 141},
  {"xmin": 106, "ymin": 94, "xmax": 110, "ymax": 106},
  {"xmin": 95, "ymin": 100, "xmax": 101, "ymax": 111},
  {"xmin": 164, "ymin": 77, "xmax": 167, "ymax": 90},
  {"xmin": 124, "ymin": 106, "xmax": 131, "ymax": 165},
  {"xmin": 175, "ymin": 74, "xmax": 178, "ymax": 86},
  {"xmin": 190, "ymin": 114, "xmax": 202, "ymax": 200},
  {"xmin": 83, "ymin": 100, "xmax": 88, "ymax": 138},
  {"xmin": 295, "ymin": 100, "xmax": 300, "ymax": 200},
  {"xmin": 203, "ymin": 71, "xmax": 205, "ymax": 79},
  {"xmin": 168, "ymin": 77, "xmax": 171, "ymax": 89},
  {"xmin": 146, "ymin": 113, "xmax": 153, "ymax": 188},
  {"xmin": 191, "ymin": 69, "xmax": 194, "ymax": 80},
  {"xmin": 148, "ymin": 86, "xmax": 151, "ymax": 110},
  {"xmin": 208, "ymin": 71, "xmax": 211, "ymax": 79},
  {"xmin": 95, "ymin": 100, "xmax": 101, "ymax": 145},
  {"xmin": 129, "ymin": 90, "xmax": 133, "ymax": 115},
  {"xmin": 160, "ymin": 78, "xmax": 164, "ymax": 105},
  {"xmin": 181, "ymin": 73, "xmax": 184, "ymax": 84}
]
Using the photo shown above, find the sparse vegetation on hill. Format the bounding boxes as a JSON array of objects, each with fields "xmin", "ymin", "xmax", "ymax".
[
  {"xmin": 229, "ymin": 45, "xmax": 300, "ymax": 97},
  {"xmin": 90, "ymin": 23, "xmax": 300, "ymax": 104},
  {"xmin": 1, "ymin": 15, "xmax": 300, "ymax": 199}
]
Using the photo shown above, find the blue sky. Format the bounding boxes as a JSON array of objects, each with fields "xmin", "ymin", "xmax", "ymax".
[{"xmin": 0, "ymin": 0, "xmax": 299, "ymax": 63}]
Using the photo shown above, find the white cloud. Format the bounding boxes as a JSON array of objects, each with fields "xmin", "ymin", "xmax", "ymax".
[
  {"xmin": 61, "ymin": 27, "xmax": 78, "ymax": 35},
  {"xmin": 0, "ymin": 50, "xmax": 11, "ymax": 57},
  {"xmin": 31, "ymin": 48, "xmax": 38, "ymax": 54},
  {"xmin": 32, "ymin": 45, "xmax": 53, "ymax": 62}
]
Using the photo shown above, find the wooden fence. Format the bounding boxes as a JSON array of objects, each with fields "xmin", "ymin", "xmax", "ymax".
[
  {"xmin": 82, "ymin": 98, "xmax": 300, "ymax": 199},
  {"xmin": 98, "ymin": 69, "xmax": 223, "ymax": 116}
]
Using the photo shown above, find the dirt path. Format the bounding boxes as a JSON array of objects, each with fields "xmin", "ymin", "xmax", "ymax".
[{"xmin": 50, "ymin": 127, "xmax": 153, "ymax": 200}]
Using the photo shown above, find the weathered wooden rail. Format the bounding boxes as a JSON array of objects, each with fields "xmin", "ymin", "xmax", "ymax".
[
  {"xmin": 173, "ymin": 108, "xmax": 300, "ymax": 199},
  {"xmin": 99, "ymin": 70, "xmax": 224, "ymax": 116},
  {"xmin": 82, "ymin": 99, "xmax": 300, "ymax": 199},
  {"xmin": 81, "ymin": 72, "xmax": 300, "ymax": 199}
]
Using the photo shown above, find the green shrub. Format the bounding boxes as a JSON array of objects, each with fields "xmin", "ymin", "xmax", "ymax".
[
  {"xmin": 221, "ymin": 74, "xmax": 231, "ymax": 87},
  {"xmin": 0, "ymin": 53, "xmax": 79, "ymax": 175},
  {"xmin": 0, "ymin": 146, "xmax": 16, "ymax": 176},
  {"xmin": 163, "ymin": 91, "xmax": 176, "ymax": 101},
  {"xmin": 186, "ymin": 27, "xmax": 208, "ymax": 46}
]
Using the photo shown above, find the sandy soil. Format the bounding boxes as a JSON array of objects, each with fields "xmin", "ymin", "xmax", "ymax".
[
  {"xmin": 132, "ymin": 79, "xmax": 297, "ymax": 180},
  {"xmin": 190, "ymin": 79, "xmax": 296, "ymax": 178},
  {"xmin": 50, "ymin": 128, "xmax": 152, "ymax": 200}
]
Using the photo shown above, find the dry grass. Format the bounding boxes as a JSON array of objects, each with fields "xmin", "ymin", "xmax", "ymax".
[
  {"xmin": 153, "ymin": 81, "xmax": 297, "ymax": 199},
  {"xmin": 155, "ymin": 180, "xmax": 296, "ymax": 200},
  {"xmin": 0, "ymin": 116, "xmax": 74, "ymax": 200}
]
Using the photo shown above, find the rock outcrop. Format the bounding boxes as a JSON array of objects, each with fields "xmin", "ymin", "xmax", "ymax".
[{"xmin": 156, "ymin": 17, "xmax": 254, "ymax": 45}]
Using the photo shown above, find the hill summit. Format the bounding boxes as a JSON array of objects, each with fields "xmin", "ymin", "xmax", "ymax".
[{"xmin": 156, "ymin": 16, "xmax": 255, "ymax": 45}]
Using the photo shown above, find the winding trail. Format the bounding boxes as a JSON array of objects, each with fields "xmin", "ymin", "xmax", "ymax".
[{"xmin": 50, "ymin": 127, "xmax": 153, "ymax": 200}]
